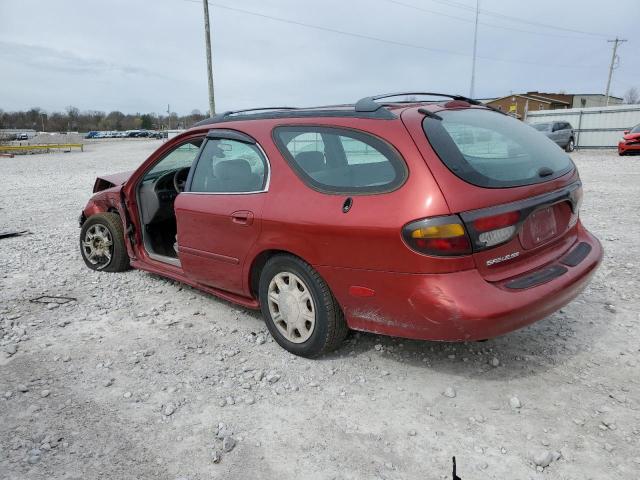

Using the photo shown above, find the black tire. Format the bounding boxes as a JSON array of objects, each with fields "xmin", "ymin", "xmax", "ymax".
[
  {"xmin": 565, "ymin": 138, "xmax": 575, "ymax": 152},
  {"xmin": 80, "ymin": 212, "xmax": 130, "ymax": 272},
  {"xmin": 258, "ymin": 254, "xmax": 348, "ymax": 357}
]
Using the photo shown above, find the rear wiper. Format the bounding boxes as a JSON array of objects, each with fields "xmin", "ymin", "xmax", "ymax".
[{"xmin": 538, "ymin": 167, "xmax": 554, "ymax": 177}]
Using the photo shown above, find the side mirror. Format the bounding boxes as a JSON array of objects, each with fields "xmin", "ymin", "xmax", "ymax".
[{"xmin": 623, "ymin": 130, "xmax": 630, "ymax": 135}]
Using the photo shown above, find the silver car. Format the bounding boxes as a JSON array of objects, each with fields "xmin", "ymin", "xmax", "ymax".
[{"xmin": 531, "ymin": 121, "xmax": 575, "ymax": 152}]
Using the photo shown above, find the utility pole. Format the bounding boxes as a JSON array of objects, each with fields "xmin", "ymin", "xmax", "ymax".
[
  {"xmin": 469, "ymin": 0, "xmax": 480, "ymax": 98},
  {"xmin": 202, "ymin": 0, "xmax": 216, "ymax": 116},
  {"xmin": 167, "ymin": 104, "xmax": 171, "ymax": 130},
  {"xmin": 605, "ymin": 37, "xmax": 627, "ymax": 106}
]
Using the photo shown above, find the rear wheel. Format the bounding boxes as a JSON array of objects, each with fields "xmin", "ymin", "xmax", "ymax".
[
  {"xmin": 80, "ymin": 213, "xmax": 130, "ymax": 272},
  {"xmin": 565, "ymin": 138, "xmax": 575, "ymax": 152},
  {"xmin": 258, "ymin": 254, "xmax": 348, "ymax": 357}
]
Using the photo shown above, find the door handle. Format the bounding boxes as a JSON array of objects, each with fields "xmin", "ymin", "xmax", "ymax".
[{"xmin": 230, "ymin": 210, "xmax": 254, "ymax": 226}]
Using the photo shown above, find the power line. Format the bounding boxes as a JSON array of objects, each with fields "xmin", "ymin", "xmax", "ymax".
[
  {"xmin": 182, "ymin": 0, "xmax": 602, "ymax": 71},
  {"xmin": 382, "ymin": 0, "xmax": 604, "ymax": 40},
  {"xmin": 427, "ymin": 0, "xmax": 611, "ymax": 38}
]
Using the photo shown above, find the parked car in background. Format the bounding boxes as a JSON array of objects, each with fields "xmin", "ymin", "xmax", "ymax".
[
  {"xmin": 85, "ymin": 131, "xmax": 99, "ymax": 139},
  {"xmin": 79, "ymin": 93, "xmax": 602, "ymax": 357},
  {"xmin": 618, "ymin": 123, "xmax": 640, "ymax": 156},
  {"xmin": 16, "ymin": 132, "xmax": 29, "ymax": 141},
  {"xmin": 531, "ymin": 121, "xmax": 575, "ymax": 152}
]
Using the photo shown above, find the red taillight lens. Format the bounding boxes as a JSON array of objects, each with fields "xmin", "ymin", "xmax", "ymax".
[
  {"xmin": 473, "ymin": 211, "xmax": 520, "ymax": 232},
  {"xmin": 402, "ymin": 216, "xmax": 471, "ymax": 256}
]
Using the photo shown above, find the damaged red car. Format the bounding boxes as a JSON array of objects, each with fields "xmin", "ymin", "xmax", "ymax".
[
  {"xmin": 79, "ymin": 93, "xmax": 602, "ymax": 357},
  {"xmin": 618, "ymin": 123, "xmax": 640, "ymax": 155}
]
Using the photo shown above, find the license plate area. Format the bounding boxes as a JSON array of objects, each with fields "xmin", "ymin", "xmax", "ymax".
[{"xmin": 520, "ymin": 206, "xmax": 558, "ymax": 249}]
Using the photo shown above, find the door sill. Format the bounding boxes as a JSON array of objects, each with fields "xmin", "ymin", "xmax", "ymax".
[{"xmin": 147, "ymin": 251, "xmax": 181, "ymax": 268}]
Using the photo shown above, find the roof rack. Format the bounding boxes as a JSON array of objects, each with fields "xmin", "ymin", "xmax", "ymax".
[
  {"xmin": 354, "ymin": 92, "xmax": 482, "ymax": 112},
  {"xmin": 224, "ymin": 107, "xmax": 298, "ymax": 116},
  {"xmin": 194, "ymin": 107, "xmax": 298, "ymax": 126}
]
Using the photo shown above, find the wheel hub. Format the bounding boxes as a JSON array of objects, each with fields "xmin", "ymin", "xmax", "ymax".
[
  {"xmin": 82, "ymin": 224, "xmax": 113, "ymax": 270},
  {"xmin": 267, "ymin": 272, "xmax": 316, "ymax": 343}
]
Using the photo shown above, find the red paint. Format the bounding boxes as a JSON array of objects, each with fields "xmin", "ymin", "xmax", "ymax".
[
  {"xmin": 348, "ymin": 286, "xmax": 376, "ymax": 297},
  {"xmin": 81, "ymin": 102, "xmax": 603, "ymax": 342}
]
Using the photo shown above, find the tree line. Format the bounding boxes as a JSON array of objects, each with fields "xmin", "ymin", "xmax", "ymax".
[{"xmin": 0, "ymin": 106, "xmax": 209, "ymax": 132}]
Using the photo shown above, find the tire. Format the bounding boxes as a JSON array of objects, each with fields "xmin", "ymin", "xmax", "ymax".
[
  {"xmin": 565, "ymin": 138, "xmax": 575, "ymax": 152},
  {"xmin": 80, "ymin": 212, "xmax": 130, "ymax": 272},
  {"xmin": 258, "ymin": 254, "xmax": 348, "ymax": 357}
]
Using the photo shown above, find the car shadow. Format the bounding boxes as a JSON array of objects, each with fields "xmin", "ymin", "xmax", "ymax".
[
  {"xmin": 147, "ymin": 272, "xmax": 608, "ymax": 382},
  {"xmin": 319, "ymin": 296, "xmax": 609, "ymax": 381}
]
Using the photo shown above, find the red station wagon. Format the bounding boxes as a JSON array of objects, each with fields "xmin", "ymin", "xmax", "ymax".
[{"xmin": 79, "ymin": 92, "xmax": 603, "ymax": 357}]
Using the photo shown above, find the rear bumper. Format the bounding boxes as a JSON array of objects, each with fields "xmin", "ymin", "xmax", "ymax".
[
  {"xmin": 618, "ymin": 141, "xmax": 640, "ymax": 154},
  {"xmin": 318, "ymin": 226, "xmax": 602, "ymax": 341}
]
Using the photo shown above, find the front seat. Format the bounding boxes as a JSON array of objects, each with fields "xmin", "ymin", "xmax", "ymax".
[{"xmin": 214, "ymin": 159, "xmax": 260, "ymax": 192}]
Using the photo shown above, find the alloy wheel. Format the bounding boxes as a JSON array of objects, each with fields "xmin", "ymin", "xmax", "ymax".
[{"xmin": 81, "ymin": 224, "xmax": 113, "ymax": 270}]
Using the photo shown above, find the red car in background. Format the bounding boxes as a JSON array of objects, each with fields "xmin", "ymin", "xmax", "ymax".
[
  {"xmin": 618, "ymin": 123, "xmax": 640, "ymax": 155},
  {"xmin": 79, "ymin": 93, "xmax": 602, "ymax": 357}
]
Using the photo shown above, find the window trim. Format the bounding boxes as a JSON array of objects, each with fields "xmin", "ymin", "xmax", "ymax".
[
  {"xmin": 272, "ymin": 125, "xmax": 408, "ymax": 195},
  {"xmin": 184, "ymin": 135, "xmax": 271, "ymax": 195}
]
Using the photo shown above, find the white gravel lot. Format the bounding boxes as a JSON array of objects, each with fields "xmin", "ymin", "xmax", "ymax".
[{"xmin": 1, "ymin": 140, "xmax": 638, "ymax": 480}]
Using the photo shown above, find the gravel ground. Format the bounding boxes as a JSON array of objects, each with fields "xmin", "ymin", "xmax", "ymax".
[{"xmin": 1, "ymin": 140, "xmax": 638, "ymax": 480}]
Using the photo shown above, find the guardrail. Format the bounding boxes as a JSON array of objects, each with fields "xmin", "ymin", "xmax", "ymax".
[{"xmin": 0, "ymin": 143, "xmax": 84, "ymax": 153}]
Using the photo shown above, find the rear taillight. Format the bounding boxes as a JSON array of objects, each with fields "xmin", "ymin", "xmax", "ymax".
[
  {"xmin": 402, "ymin": 215, "xmax": 472, "ymax": 256},
  {"xmin": 568, "ymin": 187, "xmax": 583, "ymax": 228},
  {"xmin": 472, "ymin": 211, "xmax": 521, "ymax": 249}
]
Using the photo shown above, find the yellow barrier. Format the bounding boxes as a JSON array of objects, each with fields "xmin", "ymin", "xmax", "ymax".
[{"xmin": 0, "ymin": 143, "xmax": 84, "ymax": 153}]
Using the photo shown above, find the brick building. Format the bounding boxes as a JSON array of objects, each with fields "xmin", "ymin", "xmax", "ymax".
[{"xmin": 485, "ymin": 94, "xmax": 570, "ymax": 119}]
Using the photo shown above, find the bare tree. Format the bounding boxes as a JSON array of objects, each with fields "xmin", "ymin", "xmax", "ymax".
[{"xmin": 623, "ymin": 87, "xmax": 640, "ymax": 104}]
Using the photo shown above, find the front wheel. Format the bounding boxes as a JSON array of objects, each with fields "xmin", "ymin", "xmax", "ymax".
[
  {"xmin": 80, "ymin": 212, "xmax": 130, "ymax": 272},
  {"xmin": 258, "ymin": 254, "xmax": 348, "ymax": 357},
  {"xmin": 565, "ymin": 138, "xmax": 575, "ymax": 152}
]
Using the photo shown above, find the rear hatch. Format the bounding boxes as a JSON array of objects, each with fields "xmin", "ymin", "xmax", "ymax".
[{"xmin": 403, "ymin": 106, "xmax": 582, "ymax": 282}]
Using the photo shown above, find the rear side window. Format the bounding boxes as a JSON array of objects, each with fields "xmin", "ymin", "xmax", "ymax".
[
  {"xmin": 273, "ymin": 126, "xmax": 407, "ymax": 194},
  {"xmin": 423, "ymin": 109, "xmax": 574, "ymax": 188}
]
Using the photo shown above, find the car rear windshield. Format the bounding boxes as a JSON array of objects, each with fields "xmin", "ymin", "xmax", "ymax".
[
  {"xmin": 532, "ymin": 123, "xmax": 551, "ymax": 131},
  {"xmin": 273, "ymin": 126, "xmax": 407, "ymax": 194},
  {"xmin": 422, "ymin": 109, "xmax": 574, "ymax": 188}
]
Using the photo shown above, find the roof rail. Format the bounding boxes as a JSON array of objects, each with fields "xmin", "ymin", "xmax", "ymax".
[
  {"xmin": 354, "ymin": 92, "xmax": 482, "ymax": 112},
  {"xmin": 224, "ymin": 107, "xmax": 298, "ymax": 116},
  {"xmin": 193, "ymin": 107, "xmax": 298, "ymax": 127}
]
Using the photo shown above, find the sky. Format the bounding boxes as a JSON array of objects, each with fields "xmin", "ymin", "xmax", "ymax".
[{"xmin": 1, "ymin": 0, "xmax": 638, "ymax": 115}]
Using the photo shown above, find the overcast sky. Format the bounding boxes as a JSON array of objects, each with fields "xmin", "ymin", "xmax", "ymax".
[{"xmin": 1, "ymin": 0, "xmax": 638, "ymax": 115}]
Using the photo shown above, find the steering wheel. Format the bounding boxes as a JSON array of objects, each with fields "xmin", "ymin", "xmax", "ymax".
[{"xmin": 173, "ymin": 167, "xmax": 190, "ymax": 193}]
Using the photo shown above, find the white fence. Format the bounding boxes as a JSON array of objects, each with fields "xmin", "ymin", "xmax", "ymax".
[{"xmin": 526, "ymin": 104, "xmax": 640, "ymax": 149}]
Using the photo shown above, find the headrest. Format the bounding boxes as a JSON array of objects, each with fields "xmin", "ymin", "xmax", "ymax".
[
  {"xmin": 295, "ymin": 151, "xmax": 325, "ymax": 173},
  {"xmin": 214, "ymin": 159, "xmax": 252, "ymax": 179}
]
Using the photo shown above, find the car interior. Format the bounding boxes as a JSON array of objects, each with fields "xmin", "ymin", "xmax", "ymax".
[{"xmin": 137, "ymin": 138, "xmax": 203, "ymax": 264}]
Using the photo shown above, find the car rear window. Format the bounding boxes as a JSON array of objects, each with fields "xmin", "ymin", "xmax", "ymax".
[
  {"xmin": 532, "ymin": 123, "xmax": 551, "ymax": 132},
  {"xmin": 423, "ymin": 109, "xmax": 574, "ymax": 188},
  {"xmin": 273, "ymin": 126, "xmax": 407, "ymax": 194}
]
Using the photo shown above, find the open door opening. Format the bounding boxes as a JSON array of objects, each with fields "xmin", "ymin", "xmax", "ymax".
[{"xmin": 135, "ymin": 137, "xmax": 204, "ymax": 266}]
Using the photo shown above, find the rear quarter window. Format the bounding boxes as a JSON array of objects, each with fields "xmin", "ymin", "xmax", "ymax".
[
  {"xmin": 273, "ymin": 126, "xmax": 407, "ymax": 194},
  {"xmin": 423, "ymin": 109, "xmax": 574, "ymax": 188}
]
